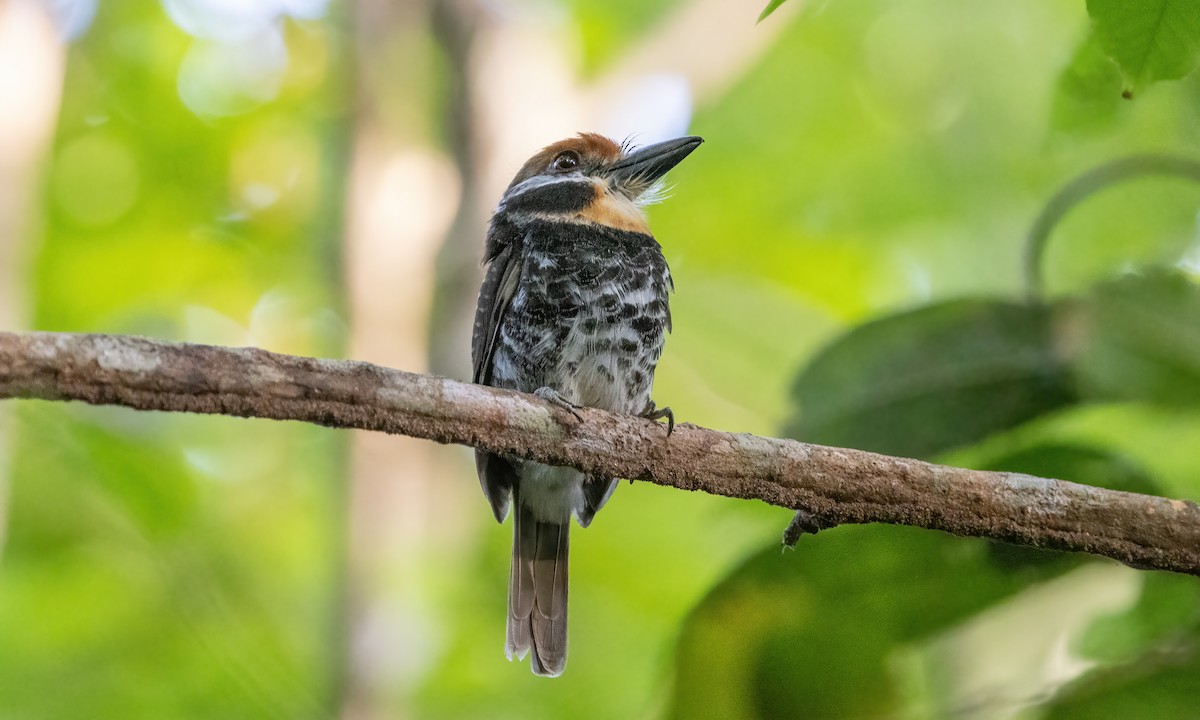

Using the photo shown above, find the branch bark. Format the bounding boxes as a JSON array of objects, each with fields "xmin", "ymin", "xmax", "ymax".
[{"xmin": 2, "ymin": 331, "xmax": 1199, "ymax": 575}]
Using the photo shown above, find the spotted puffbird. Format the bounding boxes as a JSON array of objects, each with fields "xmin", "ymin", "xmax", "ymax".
[{"xmin": 471, "ymin": 132, "xmax": 702, "ymax": 676}]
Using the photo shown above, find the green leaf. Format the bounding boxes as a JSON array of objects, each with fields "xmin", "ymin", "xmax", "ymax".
[
  {"xmin": 1042, "ymin": 658, "xmax": 1200, "ymax": 720},
  {"xmin": 757, "ymin": 0, "xmax": 787, "ymax": 23},
  {"xmin": 784, "ymin": 300, "xmax": 1074, "ymax": 458},
  {"xmin": 1052, "ymin": 31, "xmax": 1125, "ymax": 134},
  {"xmin": 1087, "ymin": 0, "xmax": 1200, "ymax": 93},
  {"xmin": 667, "ymin": 526, "xmax": 1077, "ymax": 720},
  {"xmin": 1070, "ymin": 270, "xmax": 1200, "ymax": 405}
]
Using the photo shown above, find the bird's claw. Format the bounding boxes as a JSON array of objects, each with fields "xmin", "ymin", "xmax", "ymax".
[
  {"xmin": 640, "ymin": 402, "xmax": 675, "ymax": 436},
  {"xmin": 534, "ymin": 387, "xmax": 584, "ymax": 422}
]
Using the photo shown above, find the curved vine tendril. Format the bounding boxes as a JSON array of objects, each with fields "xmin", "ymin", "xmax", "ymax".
[{"xmin": 1024, "ymin": 155, "xmax": 1200, "ymax": 300}]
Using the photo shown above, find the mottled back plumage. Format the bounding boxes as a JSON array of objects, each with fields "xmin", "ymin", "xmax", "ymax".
[{"xmin": 471, "ymin": 133, "xmax": 701, "ymax": 676}]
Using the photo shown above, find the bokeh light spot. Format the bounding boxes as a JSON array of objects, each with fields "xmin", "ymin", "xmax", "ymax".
[
  {"xmin": 44, "ymin": 0, "xmax": 97, "ymax": 40},
  {"xmin": 177, "ymin": 28, "xmax": 288, "ymax": 118}
]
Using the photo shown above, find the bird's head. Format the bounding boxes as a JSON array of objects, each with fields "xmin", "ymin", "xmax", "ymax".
[{"xmin": 495, "ymin": 133, "xmax": 703, "ymax": 234}]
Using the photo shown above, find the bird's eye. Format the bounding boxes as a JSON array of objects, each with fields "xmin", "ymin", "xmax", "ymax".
[{"xmin": 551, "ymin": 151, "xmax": 580, "ymax": 172}]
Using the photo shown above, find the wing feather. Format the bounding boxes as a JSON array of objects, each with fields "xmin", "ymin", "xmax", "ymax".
[
  {"xmin": 471, "ymin": 228, "xmax": 525, "ymax": 384},
  {"xmin": 472, "ymin": 225, "xmax": 526, "ymax": 522}
]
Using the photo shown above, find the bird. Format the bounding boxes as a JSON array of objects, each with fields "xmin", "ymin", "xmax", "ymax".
[{"xmin": 471, "ymin": 132, "xmax": 702, "ymax": 676}]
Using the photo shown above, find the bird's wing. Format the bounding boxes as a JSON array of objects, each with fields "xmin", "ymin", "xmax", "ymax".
[
  {"xmin": 577, "ymin": 475, "xmax": 618, "ymax": 528},
  {"xmin": 471, "ymin": 228, "xmax": 524, "ymax": 385},
  {"xmin": 472, "ymin": 226, "xmax": 525, "ymax": 522}
]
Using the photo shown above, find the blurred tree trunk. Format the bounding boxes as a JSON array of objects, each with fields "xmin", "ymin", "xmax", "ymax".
[
  {"xmin": 340, "ymin": 1, "xmax": 467, "ymax": 717},
  {"xmin": 0, "ymin": 0, "xmax": 66, "ymax": 557}
]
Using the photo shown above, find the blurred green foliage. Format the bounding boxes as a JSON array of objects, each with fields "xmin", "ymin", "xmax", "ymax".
[
  {"xmin": 4, "ymin": 1, "xmax": 348, "ymax": 717},
  {"xmin": 669, "ymin": 525, "xmax": 1081, "ymax": 720},
  {"xmin": 4, "ymin": 0, "xmax": 1200, "ymax": 718},
  {"xmin": 1073, "ymin": 270, "xmax": 1200, "ymax": 404},
  {"xmin": 1051, "ymin": 31, "xmax": 1125, "ymax": 135},
  {"xmin": 669, "ymin": 0, "xmax": 1200, "ymax": 717},
  {"xmin": 763, "ymin": 0, "xmax": 1200, "ymax": 102},
  {"xmin": 559, "ymin": 0, "xmax": 678, "ymax": 77}
]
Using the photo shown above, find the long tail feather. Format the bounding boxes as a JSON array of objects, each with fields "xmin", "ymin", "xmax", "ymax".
[{"xmin": 506, "ymin": 499, "xmax": 569, "ymax": 676}]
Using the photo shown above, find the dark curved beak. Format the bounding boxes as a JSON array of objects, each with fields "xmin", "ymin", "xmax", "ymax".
[{"xmin": 607, "ymin": 135, "xmax": 703, "ymax": 186}]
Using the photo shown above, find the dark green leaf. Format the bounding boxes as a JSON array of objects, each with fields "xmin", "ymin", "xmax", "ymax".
[
  {"xmin": 667, "ymin": 526, "xmax": 1077, "ymax": 720},
  {"xmin": 1043, "ymin": 659, "xmax": 1200, "ymax": 720},
  {"xmin": 785, "ymin": 300, "xmax": 1074, "ymax": 458},
  {"xmin": 1070, "ymin": 270, "xmax": 1200, "ymax": 405},
  {"xmin": 1087, "ymin": 0, "xmax": 1200, "ymax": 93}
]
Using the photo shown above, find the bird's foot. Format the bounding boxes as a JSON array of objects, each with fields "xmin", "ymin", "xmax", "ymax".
[
  {"xmin": 781, "ymin": 508, "xmax": 838, "ymax": 550},
  {"xmin": 534, "ymin": 387, "xmax": 584, "ymax": 422},
  {"xmin": 639, "ymin": 401, "xmax": 675, "ymax": 436}
]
